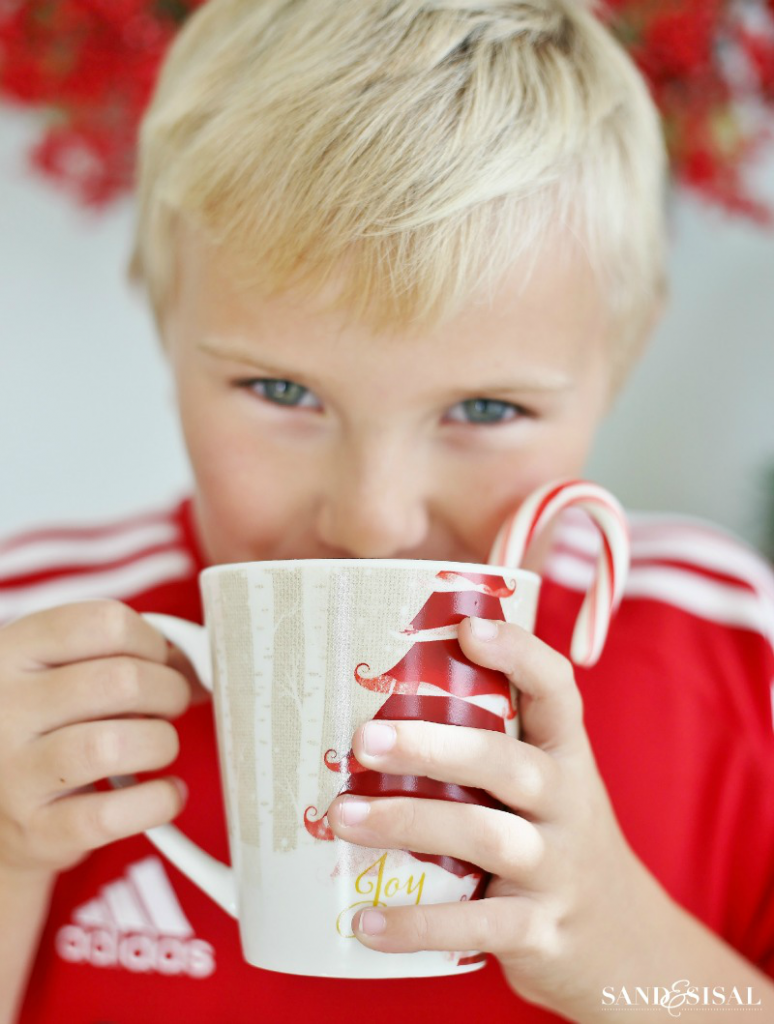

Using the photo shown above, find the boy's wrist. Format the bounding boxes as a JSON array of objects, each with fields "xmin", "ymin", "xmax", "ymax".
[
  {"xmin": 566, "ymin": 863, "xmax": 774, "ymax": 1024},
  {"xmin": 562, "ymin": 854, "xmax": 674, "ymax": 1021},
  {"xmin": 0, "ymin": 860, "xmax": 57, "ymax": 1024}
]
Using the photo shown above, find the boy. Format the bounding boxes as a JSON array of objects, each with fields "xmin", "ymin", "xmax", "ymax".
[{"xmin": 2, "ymin": 1, "xmax": 774, "ymax": 1021}]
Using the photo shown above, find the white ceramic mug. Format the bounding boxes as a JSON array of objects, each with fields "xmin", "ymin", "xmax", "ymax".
[
  {"xmin": 126, "ymin": 559, "xmax": 539, "ymax": 979},
  {"xmin": 116, "ymin": 480, "xmax": 629, "ymax": 979}
]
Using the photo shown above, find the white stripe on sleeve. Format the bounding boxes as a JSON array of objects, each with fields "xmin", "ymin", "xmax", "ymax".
[
  {"xmin": 545, "ymin": 552, "xmax": 774, "ymax": 646},
  {"xmin": 0, "ymin": 521, "xmax": 180, "ymax": 578},
  {"xmin": 0, "ymin": 550, "xmax": 195, "ymax": 622},
  {"xmin": 556, "ymin": 512, "xmax": 774, "ymax": 602}
]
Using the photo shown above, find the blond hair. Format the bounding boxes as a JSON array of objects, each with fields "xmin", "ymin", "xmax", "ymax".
[{"xmin": 132, "ymin": 0, "xmax": 668, "ymax": 368}]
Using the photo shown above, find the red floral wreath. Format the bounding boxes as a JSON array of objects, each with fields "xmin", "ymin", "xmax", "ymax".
[{"xmin": 0, "ymin": 0, "xmax": 773, "ymax": 221}]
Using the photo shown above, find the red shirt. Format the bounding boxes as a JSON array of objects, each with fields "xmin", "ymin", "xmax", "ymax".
[{"xmin": 3, "ymin": 500, "xmax": 774, "ymax": 1024}]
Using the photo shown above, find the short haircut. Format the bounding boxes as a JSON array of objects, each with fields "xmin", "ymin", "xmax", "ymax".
[{"xmin": 131, "ymin": 0, "xmax": 668, "ymax": 371}]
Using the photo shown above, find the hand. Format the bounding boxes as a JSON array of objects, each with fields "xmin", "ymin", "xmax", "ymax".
[
  {"xmin": 0, "ymin": 601, "xmax": 196, "ymax": 879},
  {"xmin": 326, "ymin": 617, "xmax": 657, "ymax": 1018}
]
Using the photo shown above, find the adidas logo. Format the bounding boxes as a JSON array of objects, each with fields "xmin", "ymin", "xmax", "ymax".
[{"xmin": 55, "ymin": 856, "xmax": 216, "ymax": 978}]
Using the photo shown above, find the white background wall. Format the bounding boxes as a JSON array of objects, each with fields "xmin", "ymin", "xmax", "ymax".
[{"xmin": 1, "ymin": 108, "xmax": 773, "ymax": 552}]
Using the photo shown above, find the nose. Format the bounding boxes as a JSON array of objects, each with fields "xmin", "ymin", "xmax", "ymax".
[{"xmin": 315, "ymin": 432, "xmax": 430, "ymax": 558}]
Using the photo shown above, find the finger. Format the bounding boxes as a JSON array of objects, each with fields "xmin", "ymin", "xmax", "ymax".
[
  {"xmin": 458, "ymin": 618, "xmax": 585, "ymax": 752},
  {"xmin": 35, "ymin": 777, "xmax": 187, "ymax": 859},
  {"xmin": 351, "ymin": 895, "xmax": 541, "ymax": 958},
  {"xmin": 30, "ymin": 718, "xmax": 180, "ymax": 798},
  {"xmin": 3, "ymin": 601, "xmax": 169, "ymax": 671},
  {"xmin": 27, "ymin": 658, "xmax": 192, "ymax": 734},
  {"xmin": 351, "ymin": 719, "xmax": 560, "ymax": 818},
  {"xmin": 327, "ymin": 794, "xmax": 543, "ymax": 881}
]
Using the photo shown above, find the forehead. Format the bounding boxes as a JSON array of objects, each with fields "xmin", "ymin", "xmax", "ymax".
[{"xmin": 171, "ymin": 227, "xmax": 611, "ymax": 385}]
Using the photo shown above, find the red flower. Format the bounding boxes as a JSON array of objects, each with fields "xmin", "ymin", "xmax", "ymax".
[
  {"xmin": 640, "ymin": 4, "xmax": 721, "ymax": 81},
  {"xmin": 0, "ymin": 0, "xmax": 192, "ymax": 203},
  {"xmin": 72, "ymin": 1, "xmax": 155, "ymax": 31},
  {"xmin": 742, "ymin": 31, "xmax": 774, "ymax": 100}
]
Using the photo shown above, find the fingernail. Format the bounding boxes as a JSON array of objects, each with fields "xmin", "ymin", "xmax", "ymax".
[
  {"xmin": 173, "ymin": 778, "xmax": 189, "ymax": 803},
  {"xmin": 470, "ymin": 617, "xmax": 498, "ymax": 641},
  {"xmin": 359, "ymin": 909, "xmax": 386, "ymax": 936},
  {"xmin": 362, "ymin": 721, "xmax": 396, "ymax": 757},
  {"xmin": 339, "ymin": 797, "xmax": 370, "ymax": 826}
]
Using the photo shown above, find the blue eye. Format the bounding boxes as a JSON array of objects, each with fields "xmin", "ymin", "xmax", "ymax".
[
  {"xmin": 243, "ymin": 379, "xmax": 321, "ymax": 409},
  {"xmin": 446, "ymin": 398, "xmax": 525, "ymax": 425}
]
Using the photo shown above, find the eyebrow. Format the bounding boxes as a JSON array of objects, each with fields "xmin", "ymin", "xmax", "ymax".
[
  {"xmin": 197, "ymin": 336, "xmax": 329, "ymax": 388},
  {"xmin": 198, "ymin": 336, "xmax": 574, "ymax": 396},
  {"xmin": 198, "ymin": 337, "xmax": 278, "ymax": 365}
]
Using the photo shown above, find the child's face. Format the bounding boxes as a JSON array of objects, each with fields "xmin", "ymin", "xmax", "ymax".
[{"xmin": 165, "ymin": 232, "xmax": 614, "ymax": 568}]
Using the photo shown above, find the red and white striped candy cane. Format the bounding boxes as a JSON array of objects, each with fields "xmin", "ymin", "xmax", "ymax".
[{"xmin": 488, "ymin": 479, "xmax": 630, "ymax": 666}]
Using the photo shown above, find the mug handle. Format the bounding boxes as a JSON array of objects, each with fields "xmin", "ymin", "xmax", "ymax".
[{"xmin": 110, "ymin": 612, "xmax": 238, "ymax": 919}]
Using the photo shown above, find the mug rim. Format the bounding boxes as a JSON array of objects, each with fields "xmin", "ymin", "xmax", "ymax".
[{"xmin": 201, "ymin": 557, "xmax": 540, "ymax": 583}]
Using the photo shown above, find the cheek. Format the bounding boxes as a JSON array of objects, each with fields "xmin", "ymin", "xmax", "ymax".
[
  {"xmin": 448, "ymin": 424, "xmax": 599, "ymax": 555},
  {"xmin": 178, "ymin": 397, "xmax": 309, "ymax": 562},
  {"xmin": 192, "ymin": 449, "xmax": 307, "ymax": 563}
]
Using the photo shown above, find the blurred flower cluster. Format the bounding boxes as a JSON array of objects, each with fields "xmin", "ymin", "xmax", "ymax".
[
  {"xmin": 0, "ymin": 0, "xmax": 773, "ymax": 220},
  {"xmin": 604, "ymin": 0, "xmax": 774, "ymax": 223},
  {"xmin": 0, "ymin": 0, "xmax": 207, "ymax": 204}
]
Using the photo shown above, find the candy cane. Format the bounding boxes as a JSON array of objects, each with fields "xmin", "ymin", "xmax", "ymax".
[{"xmin": 488, "ymin": 479, "xmax": 630, "ymax": 666}]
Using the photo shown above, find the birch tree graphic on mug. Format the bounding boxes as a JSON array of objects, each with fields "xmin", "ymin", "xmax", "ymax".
[{"xmin": 303, "ymin": 570, "xmax": 518, "ymax": 890}]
